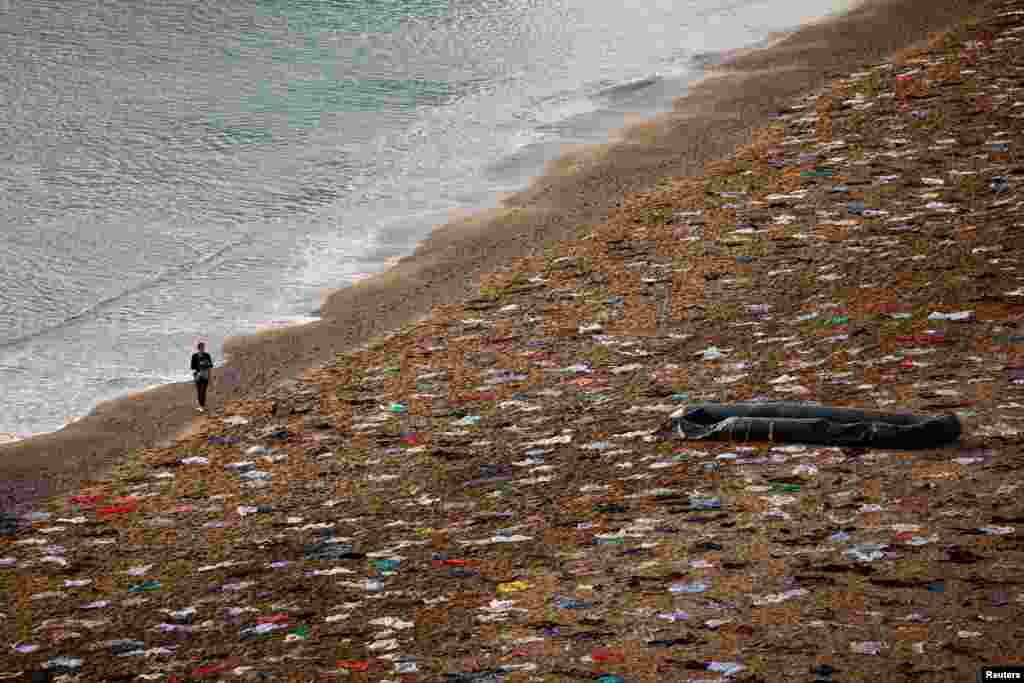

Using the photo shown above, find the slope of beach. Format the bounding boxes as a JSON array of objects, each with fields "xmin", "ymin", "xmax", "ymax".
[
  {"xmin": 0, "ymin": 0, "xmax": 982, "ymax": 515},
  {"xmin": 5, "ymin": 0, "xmax": 1024, "ymax": 680}
]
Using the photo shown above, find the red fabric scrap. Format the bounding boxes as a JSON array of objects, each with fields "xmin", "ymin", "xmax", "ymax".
[
  {"xmin": 69, "ymin": 495, "xmax": 105, "ymax": 506},
  {"xmin": 192, "ymin": 658, "xmax": 239, "ymax": 677},
  {"xmin": 591, "ymin": 648, "xmax": 624, "ymax": 662},
  {"xmin": 257, "ymin": 613, "xmax": 290, "ymax": 624},
  {"xmin": 433, "ymin": 559, "xmax": 481, "ymax": 568},
  {"xmin": 97, "ymin": 502, "xmax": 137, "ymax": 515}
]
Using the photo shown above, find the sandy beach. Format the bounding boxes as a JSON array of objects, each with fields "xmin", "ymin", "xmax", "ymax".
[
  {"xmin": 0, "ymin": 0, "xmax": 984, "ymax": 515},
  {"xmin": 5, "ymin": 0, "xmax": 1024, "ymax": 679}
]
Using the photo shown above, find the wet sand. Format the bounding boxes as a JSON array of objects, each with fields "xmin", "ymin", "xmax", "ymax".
[{"xmin": 0, "ymin": 0, "xmax": 983, "ymax": 514}]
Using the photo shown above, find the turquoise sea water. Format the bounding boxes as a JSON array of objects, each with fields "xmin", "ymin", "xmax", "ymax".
[{"xmin": 0, "ymin": 0, "xmax": 856, "ymax": 439}]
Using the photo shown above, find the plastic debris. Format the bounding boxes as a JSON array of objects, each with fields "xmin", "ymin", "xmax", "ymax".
[
  {"xmin": 927, "ymin": 310, "xmax": 974, "ymax": 321},
  {"xmin": 670, "ymin": 582, "xmax": 709, "ymax": 594},
  {"xmin": 850, "ymin": 641, "xmax": 885, "ymax": 655}
]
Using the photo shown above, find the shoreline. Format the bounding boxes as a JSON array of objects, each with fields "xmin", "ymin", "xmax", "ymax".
[
  {"xmin": 0, "ymin": 0, "xmax": 985, "ymax": 514},
  {"xmin": 0, "ymin": 13, "xmax": 843, "ymax": 449},
  {"xmin": 0, "ymin": 316, "xmax": 326, "ymax": 448}
]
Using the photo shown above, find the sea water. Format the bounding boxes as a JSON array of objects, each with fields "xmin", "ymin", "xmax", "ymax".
[{"xmin": 0, "ymin": 0, "xmax": 856, "ymax": 439}]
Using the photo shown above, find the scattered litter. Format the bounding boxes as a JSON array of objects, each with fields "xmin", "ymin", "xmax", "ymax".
[{"xmin": 6, "ymin": 11, "xmax": 1024, "ymax": 680}]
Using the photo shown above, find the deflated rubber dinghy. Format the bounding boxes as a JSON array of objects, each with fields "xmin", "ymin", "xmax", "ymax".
[{"xmin": 664, "ymin": 402, "xmax": 961, "ymax": 449}]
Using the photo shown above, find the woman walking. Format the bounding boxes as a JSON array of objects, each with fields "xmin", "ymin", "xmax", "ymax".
[{"xmin": 190, "ymin": 341, "xmax": 214, "ymax": 412}]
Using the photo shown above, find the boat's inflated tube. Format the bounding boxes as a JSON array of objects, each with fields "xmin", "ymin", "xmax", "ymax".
[{"xmin": 665, "ymin": 402, "xmax": 961, "ymax": 449}]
